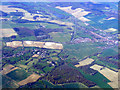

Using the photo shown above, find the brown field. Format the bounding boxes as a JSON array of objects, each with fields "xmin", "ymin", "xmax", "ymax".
[
  {"xmin": 1, "ymin": 65, "xmax": 19, "ymax": 75},
  {"xmin": 90, "ymin": 64, "xmax": 118, "ymax": 88},
  {"xmin": 56, "ymin": 6, "xmax": 91, "ymax": 22},
  {"xmin": 75, "ymin": 58, "xmax": 94, "ymax": 67},
  {"xmin": 18, "ymin": 73, "xmax": 41, "ymax": 86},
  {"xmin": 1, "ymin": 28, "xmax": 18, "ymax": 37},
  {"xmin": 6, "ymin": 41, "xmax": 63, "ymax": 49}
]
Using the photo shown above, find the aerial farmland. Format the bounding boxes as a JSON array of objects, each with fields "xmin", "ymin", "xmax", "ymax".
[{"xmin": 1, "ymin": 1, "xmax": 119, "ymax": 89}]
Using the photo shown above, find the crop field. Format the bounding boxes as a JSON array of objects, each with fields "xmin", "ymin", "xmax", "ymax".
[
  {"xmin": 90, "ymin": 64, "xmax": 118, "ymax": 88},
  {"xmin": 64, "ymin": 42, "xmax": 102, "ymax": 60},
  {"xmin": 1, "ymin": 64, "xmax": 19, "ymax": 75},
  {"xmin": 1, "ymin": 28, "xmax": 18, "ymax": 37},
  {"xmin": 99, "ymin": 47, "xmax": 118, "ymax": 57},
  {"xmin": 49, "ymin": 32, "xmax": 71, "ymax": 42},
  {"xmin": 0, "ymin": 5, "xmax": 43, "ymax": 21},
  {"xmin": 49, "ymin": 20, "xmax": 74, "ymax": 26},
  {"xmin": 75, "ymin": 58, "xmax": 94, "ymax": 67},
  {"xmin": 18, "ymin": 73, "xmax": 41, "ymax": 86},
  {"xmin": 6, "ymin": 69, "xmax": 31, "ymax": 82},
  {"xmin": 56, "ymin": 6, "xmax": 91, "ymax": 22},
  {"xmin": 1, "ymin": 20, "xmax": 36, "ymax": 29},
  {"xmin": 41, "ymin": 23, "xmax": 63, "ymax": 29},
  {"xmin": 6, "ymin": 41, "xmax": 23, "ymax": 48},
  {"xmin": 6, "ymin": 41, "xmax": 63, "ymax": 49},
  {"xmin": 43, "ymin": 66, "xmax": 54, "ymax": 73},
  {"xmin": 1, "ymin": 2, "xmax": 118, "ymax": 89},
  {"xmin": 2, "ymin": 75, "xmax": 19, "ymax": 88},
  {"xmin": 104, "ymin": 28, "xmax": 117, "ymax": 32}
]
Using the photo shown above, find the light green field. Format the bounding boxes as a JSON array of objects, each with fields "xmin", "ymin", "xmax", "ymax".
[
  {"xmin": 49, "ymin": 32, "xmax": 71, "ymax": 42},
  {"xmin": 64, "ymin": 42, "xmax": 103, "ymax": 60}
]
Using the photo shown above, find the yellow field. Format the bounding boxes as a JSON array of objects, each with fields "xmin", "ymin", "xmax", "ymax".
[
  {"xmin": 1, "ymin": 64, "xmax": 19, "ymax": 75},
  {"xmin": 90, "ymin": 64, "xmax": 118, "ymax": 88},
  {"xmin": 23, "ymin": 41, "xmax": 45, "ymax": 48},
  {"xmin": 56, "ymin": 6, "xmax": 91, "ymax": 22},
  {"xmin": 19, "ymin": 65, "xmax": 28, "ymax": 69},
  {"xmin": 106, "ymin": 17, "xmax": 116, "ymax": 20},
  {"xmin": 6, "ymin": 41, "xmax": 63, "ymax": 49},
  {"xmin": 0, "ymin": 5, "xmax": 74, "ymax": 27},
  {"xmin": 75, "ymin": 58, "xmax": 94, "ymax": 67},
  {"xmin": 43, "ymin": 42, "xmax": 63, "ymax": 49},
  {"xmin": 0, "ymin": 5, "xmax": 43, "ymax": 21},
  {"xmin": 32, "ymin": 54, "xmax": 39, "ymax": 58},
  {"xmin": 18, "ymin": 73, "xmax": 41, "ymax": 86},
  {"xmin": 1, "ymin": 28, "xmax": 18, "ymax": 37},
  {"xmin": 78, "ymin": 17, "xmax": 90, "ymax": 22},
  {"xmin": 104, "ymin": 28, "xmax": 117, "ymax": 32},
  {"xmin": 6, "ymin": 41, "xmax": 23, "ymax": 48}
]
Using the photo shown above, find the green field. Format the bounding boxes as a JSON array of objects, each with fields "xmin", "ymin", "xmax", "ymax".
[
  {"xmin": 99, "ymin": 47, "xmax": 118, "ymax": 57},
  {"xmin": 49, "ymin": 32, "xmax": 71, "ymax": 42},
  {"xmin": 64, "ymin": 42, "xmax": 103, "ymax": 60},
  {"xmin": 2, "ymin": 75, "xmax": 19, "ymax": 88},
  {"xmin": 6, "ymin": 69, "xmax": 30, "ymax": 82},
  {"xmin": 63, "ymin": 83, "xmax": 88, "ymax": 88},
  {"xmin": 43, "ymin": 66, "xmax": 54, "ymax": 73},
  {"xmin": 69, "ymin": 64, "xmax": 112, "ymax": 88}
]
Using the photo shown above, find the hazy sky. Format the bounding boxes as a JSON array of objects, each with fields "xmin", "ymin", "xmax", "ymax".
[{"xmin": 1, "ymin": 0, "xmax": 120, "ymax": 2}]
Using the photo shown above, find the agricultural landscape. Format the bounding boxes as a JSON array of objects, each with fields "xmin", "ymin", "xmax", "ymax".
[{"xmin": 1, "ymin": 1, "xmax": 119, "ymax": 89}]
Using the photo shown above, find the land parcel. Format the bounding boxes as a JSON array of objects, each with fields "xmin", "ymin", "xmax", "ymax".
[
  {"xmin": 6, "ymin": 41, "xmax": 63, "ymax": 49},
  {"xmin": 0, "ymin": 5, "xmax": 43, "ymax": 21},
  {"xmin": 23, "ymin": 41, "xmax": 45, "ymax": 48},
  {"xmin": 23, "ymin": 41, "xmax": 63, "ymax": 49},
  {"xmin": 90, "ymin": 64, "xmax": 118, "ymax": 88},
  {"xmin": 1, "ymin": 64, "xmax": 19, "ymax": 75},
  {"xmin": 1, "ymin": 28, "xmax": 18, "ymax": 37},
  {"xmin": 6, "ymin": 41, "xmax": 23, "ymax": 48},
  {"xmin": 18, "ymin": 73, "xmax": 41, "ymax": 86},
  {"xmin": 43, "ymin": 42, "xmax": 63, "ymax": 49},
  {"xmin": 56, "ymin": 6, "xmax": 91, "ymax": 22},
  {"xmin": 75, "ymin": 58, "xmax": 94, "ymax": 67}
]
